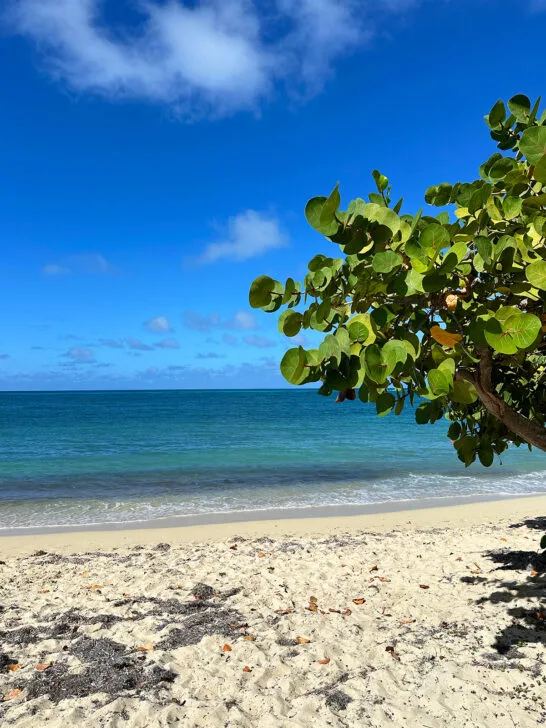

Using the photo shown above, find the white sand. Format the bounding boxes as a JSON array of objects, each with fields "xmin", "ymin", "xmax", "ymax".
[{"xmin": 1, "ymin": 496, "xmax": 545, "ymax": 727}]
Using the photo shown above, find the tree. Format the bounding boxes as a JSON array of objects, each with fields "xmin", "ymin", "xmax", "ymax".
[{"xmin": 249, "ymin": 94, "xmax": 546, "ymax": 476}]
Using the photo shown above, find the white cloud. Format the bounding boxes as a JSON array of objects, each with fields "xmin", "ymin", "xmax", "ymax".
[
  {"xmin": 144, "ymin": 316, "xmax": 173, "ymax": 333},
  {"xmin": 42, "ymin": 253, "xmax": 114, "ymax": 276},
  {"xmin": 183, "ymin": 309, "xmax": 258, "ymax": 332},
  {"xmin": 195, "ymin": 210, "xmax": 287, "ymax": 264},
  {"xmin": 6, "ymin": 0, "xmax": 423, "ymax": 117}
]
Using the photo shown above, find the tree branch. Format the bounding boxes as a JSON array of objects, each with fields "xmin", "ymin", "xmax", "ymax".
[{"xmin": 456, "ymin": 348, "xmax": 546, "ymax": 452}]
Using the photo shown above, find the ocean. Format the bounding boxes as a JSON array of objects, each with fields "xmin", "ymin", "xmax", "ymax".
[{"xmin": 0, "ymin": 389, "xmax": 545, "ymax": 530}]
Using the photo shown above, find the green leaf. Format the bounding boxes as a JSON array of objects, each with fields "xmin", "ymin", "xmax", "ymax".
[
  {"xmin": 415, "ymin": 402, "xmax": 432, "ymax": 425},
  {"xmin": 320, "ymin": 183, "xmax": 341, "ymax": 228},
  {"xmin": 468, "ymin": 184, "xmax": 491, "ymax": 215},
  {"xmin": 381, "ymin": 340, "xmax": 409, "ymax": 371},
  {"xmin": 376, "ymin": 392, "xmax": 395, "ymax": 417},
  {"xmin": 507, "ymin": 94, "xmax": 531, "ymax": 122},
  {"xmin": 503, "ymin": 196, "xmax": 523, "ymax": 220},
  {"xmin": 451, "ymin": 380, "xmax": 478, "ymax": 404},
  {"xmin": 489, "ymin": 157, "xmax": 517, "ymax": 180},
  {"xmin": 305, "ymin": 197, "xmax": 338, "ymax": 236},
  {"xmin": 526, "ymin": 260, "xmax": 546, "ymax": 290},
  {"xmin": 318, "ymin": 334, "xmax": 341, "ymax": 365},
  {"xmin": 488, "ymin": 99, "xmax": 506, "ymax": 128},
  {"xmin": 485, "ymin": 313, "xmax": 541, "ymax": 354},
  {"xmin": 280, "ymin": 347, "xmax": 307, "ymax": 385},
  {"xmin": 278, "ymin": 310, "xmax": 303, "ymax": 337},
  {"xmin": 505, "ymin": 313, "xmax": 541, "ymax": 350},
  {"xmin": 428, "ymin": 369, "xmax": 452, "ymax": 397},
  {"xmin": 519, "ymin": 127, "xmax": 546, "ymax": 164},
  {"xmin": 533, "ymin": 155, "xmax": 546, "ymax": 185},
  {"xmin": 372, "ymin": 251, "xmax": 403, "ymax": 273},
  {"xmin": 363, "ymin": 344, "xmax": 388, "ymax": 384},
  {"xmin": 478, "ymin": 446, "xmax": 494, "ymax": 467},
  {"xmin": 372, "ymin": 169, "xmax": 388, "ymax": 193},
  {"xmin": 364, "ymin": 204, "xmax": 401, "ymax": 236},
  {"xmin": 348, "ymin": 320, "xmax": 369, "ymax": 343},
  {"xmin": 447, "ymin": 422, "xmax": 462, "ymax": 440},
  {"xmin": 420, "ymin": 224, "xmax": 450, "ymax": 255},
  {"xmin": 249, "ymin": 275, "xmax": 276, "ymax": 309}
]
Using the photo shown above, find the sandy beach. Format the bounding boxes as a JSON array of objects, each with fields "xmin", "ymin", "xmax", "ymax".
[{"xmin": 1, "ymin": 496, "xmax": 546, "ymax": 727}]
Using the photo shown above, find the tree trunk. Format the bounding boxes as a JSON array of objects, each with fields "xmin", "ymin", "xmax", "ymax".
[{"xmin": 456, "ymin": 348, "xmax": 546, "ymax": 452}]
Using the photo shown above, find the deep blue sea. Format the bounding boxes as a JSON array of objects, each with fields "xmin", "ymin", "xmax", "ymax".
[{"xmin": 0, "ymin": 389, "xmax": 545, "ymax": 530}]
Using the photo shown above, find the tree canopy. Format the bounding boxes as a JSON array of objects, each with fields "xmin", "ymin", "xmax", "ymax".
[{"xmin": 249, "ymin": 94, "xmax": 546, "ymax": 471}]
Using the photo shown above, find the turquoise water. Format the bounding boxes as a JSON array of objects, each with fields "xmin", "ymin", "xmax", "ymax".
[{"xmin": 0, "ymin": 389, "xmax": 545, "ymax": 529}]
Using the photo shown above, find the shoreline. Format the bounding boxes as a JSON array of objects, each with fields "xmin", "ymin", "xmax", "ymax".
[{"xmin": 1, "ymin": 493, "xmax": 545, "ymax": 556}]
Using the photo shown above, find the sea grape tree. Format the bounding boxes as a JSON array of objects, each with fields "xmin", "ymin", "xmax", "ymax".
[{"xmin": 249, "ymin": 94, "xmax": 546, "ymax": 469}]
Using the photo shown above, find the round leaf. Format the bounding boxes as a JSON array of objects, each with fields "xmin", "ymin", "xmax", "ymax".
[
  {"xmin": 519, "ymin": 127, "xmax": 546, "ymax": 165},
  {"xmin": 280, "ymin": 347, "xmax": 307, "ymax": 385},
  {"xmin": 279, "ymin": 310, "xmax": 303, "ymax": 337},
  {"xmin": 372, "ymin": 251, "xmax": 403, "ymax": 273},
  {"xmin": 526, "ymin": 260, "xmax": 546, "ymax": 290},
  {"xmin": 249, "ymin": 276, "xmax": 275, "ymax": 309},
  {"xmin": 420, "ymin": 224, "xmax": 450, "ymax": 255},
  {"xmin": 533, "ymin": 155, "xmax": 546, "ymax": 185}
]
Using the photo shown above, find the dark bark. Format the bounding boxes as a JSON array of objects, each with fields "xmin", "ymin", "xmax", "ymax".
[{"xmin": 456, "ymin": 348, "xmax": 546, "ymax": 452}]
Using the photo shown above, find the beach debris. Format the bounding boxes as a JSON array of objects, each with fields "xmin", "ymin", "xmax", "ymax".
[
  {"xmin": 500, "ymin": 537, "xmax": 507, "ymax": 542},
  {"xmin": 257, "ymin": 552, "xmax": 265, "ymax": 558},
  {"xmin": 317, "ymin": 658, "xmax": 330, "ymax": 665},
  {"xmin": 325, "ymin": 690, "xmax": 353, "ymax": 711},
  {"xmin": 35, "ymin": 663, "xmax": 52, "ymax": 671},
  {"xmin": 3, "ymin": 689, "xmax": 22, "ymax": 701},
  {"xmin": 419, "ymin": 585, "xmax": 430, "ymax": 589},
  {"xmin": 222, "ymin": 644, "xmax": 232, "ymax": 652},
  {"xmin": 7, "ymin": 664, "xmax": 21, "ymax": 672},
  {"xmin": 369, "ymin": 565, "xmax": 378, "ymax": 572},
  {"xmin": 242, "ymin": 635, "xmax": 255, "ymax": 641},
  {"xmin": 342, "ymin": 608, "xmax": 352, "ymax": 616},
  {"xmin": 229, "ymin": 622, "xmax": 248, "ymax": 629},
  {"xmin": 455, "ymin": 557, "xmax": 463, "ymax": 561},
  {"xmin": 296, "ymin": 637, "xmax": 311, "ymax": 644},
  {"xmin": 307, "ymin": 596, "xmax": 318, "ymax": 612},
  {"xmin": 192, "ymin": 584, "xmax": 215, "ymax": 601},
  {"xmin": 242, "ymin": 666, "xmax": 252, "ymax": 672},
  {"xmin": 530, "ymin": 569, "xmax": 539, "ymax": 576},
  {"xmin": 229, "ymin": 545, "xmax": 238, "ymax": 550},
  {"xmin": 274, "ymin": 608, "xmax": 294, "ymax": 615},
  {"xmin": 400, "ymin": 618, "xmax": 416, "ymax": 625},
  {"xmin": 386, "ymin": 645, "xmax": 401, "ymax": 661},
  {"xmin": 86, "ymin": 585, "xmax": 102, "ymax": 591},
  {"xmin": 328, "ymin": 608, "xmax": 340, "ymax": 614},
  {"xmin": 135, "ymin": 644, "xmax": 154, "ymax": 653},
  {"xmin": 352, "ymin": 598, "xmax": 366, "ymax": 605},
  {"xmin": 377, "ymin": 576, "xmax": 391, "ymax": 583},
  {"xmin": 81, "ymin": 571, "xmax": 88, "ymax": 576}
]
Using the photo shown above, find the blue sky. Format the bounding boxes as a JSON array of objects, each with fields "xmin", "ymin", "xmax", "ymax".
[{"xmin": 0, "ymin": 0, "xmax": 545, "ymax": 390}]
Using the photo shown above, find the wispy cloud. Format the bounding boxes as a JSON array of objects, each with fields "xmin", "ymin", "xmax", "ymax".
[
  {"xmin": 183, "ymin": 309, "xmax": 258, "ymax": 332},
  {"xmin": 144, "ymin": 316, "xmax": 173, "ymax": 333},
  {"xmin": 222, "ymin": 333, "xmax": 238, "ymax": 346},
  {"xmin": 196, "ymin": 351, "xmax": 226, "ymax": 359},
  {"xmin": 42, "ymin": 253, "xmax": 114, "ymax": 276},
  {"xmin": 194, "ymin": 210, "xmax": 287, "ymax": 264},
  {"xmin": 0, "ymin": 354, "xmax": 10, "ymax": 360},
  {"xmin": 530, "ymin": 0, "xmax": 546, "ymax": 10},
  {"xmin": 6, "ymin": 0, "xmax": 393, "ymax": 118},
  {"xmin": 125, "ymin": 338, "xmax": 155, "ymax": 352},
  {"xmin": 63, "ymin": 346, "xmax": 96, "ymax": 363},
  {"xmin": 243, "ymin": 335, "xmax": 277, "ymax": 348},
  {"xmin": 155, "ymin": 337, "xmax": 180, "ymax": 349}
]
